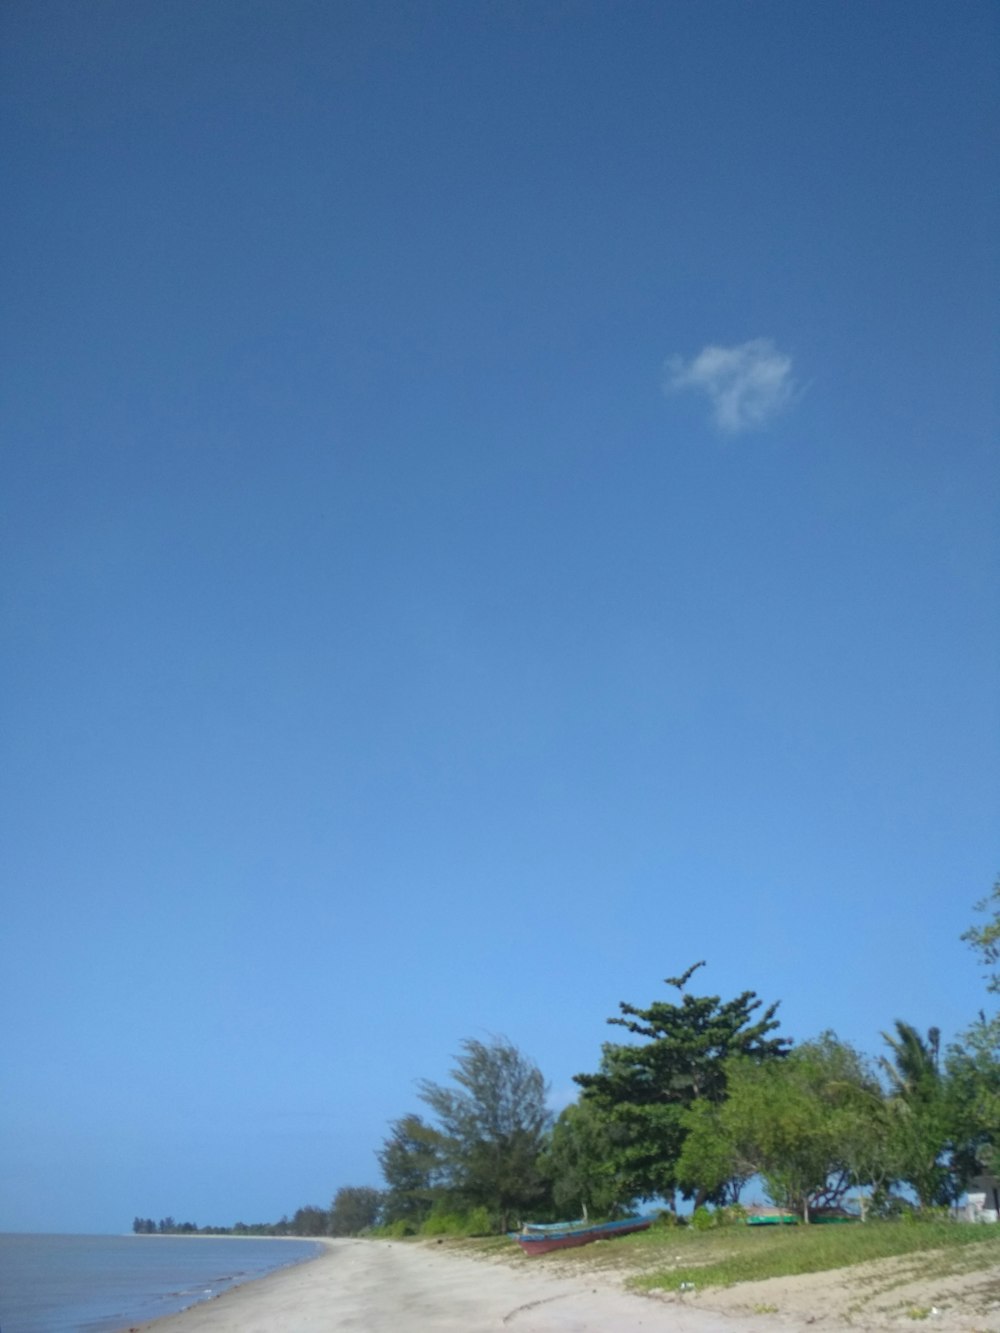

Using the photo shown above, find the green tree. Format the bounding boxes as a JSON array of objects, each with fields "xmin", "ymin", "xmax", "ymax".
[
  {"xmin": 678, "ymin": 1035, "xmax": 889, "ymax": 1220},
  {"xmin": 675, "ymin": 1095, "xmax": 751, "ymax": 1207},
  {"xmin": 289, "ymin": 1204, "xmax": 330, "ymax": 1236},
  {"xmin": 416, "ymin": 1036, "xmax": 552, "ymax": 1231},
  {"xmin": 879, "ymin": 1020, "xmax": 965, "ymax": 1208},
  {"xmin": 575, "ymin": 962, "xmax": 789, "ymax": 1207},
  {"xmin": 329, "ymin": 1185, "xmax": 383, "ymax": 1236},
  {"xmin": 962, "ymin": 876, "xmax": 1000, "ymax": 995},
  {"xmin": 947, "ymin": 883, "xmax": 1000, "ymax": 1179},
  {"xmin": 377, "ymin": 1113, "xmax": 448, "ymax": 1226},
  {"xmin": 947, "ymin": 1023, "xmax": 1000, "ymax": 1178},
  {"xmin": 542, "ymin": 1099, "xmax": 635, "ymax": 1218},
  {"xmin": 879, "ymin": 1020, "xmax": 941, "ymax": 1099}
]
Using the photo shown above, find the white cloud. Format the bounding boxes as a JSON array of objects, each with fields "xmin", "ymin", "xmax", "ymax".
[{"xmin": 664, "ymin": 338, "xmax": 798, "ymax": 433}]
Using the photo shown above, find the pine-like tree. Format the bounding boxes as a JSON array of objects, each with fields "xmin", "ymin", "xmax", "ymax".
[{"xmin": 574, "ymin": 962, "xmax": 789, "ymax": 1206}]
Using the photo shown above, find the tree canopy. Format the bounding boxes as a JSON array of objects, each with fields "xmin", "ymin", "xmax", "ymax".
[
  {"xmin": 329, "ymin": 1186, "xmax": 383, "ymax": 1236},
  {"xmin": 574, "ymin": 962, "xmax": 790, "ymax": 1206},
  {"xmin": 962, "ymin": 876, "xmax": 1000, "ymax": 995},
  {"xmin": 377, "ymin": 1113, "xmax": 448, "ymax": 1226},
  {"xmin": 542, "ymin": 1098, "xmax": 635, "ymax": 1219},
  {"xmin": 678, "ymin": 1034, "xmax": 892, "ymax": 1220},
  {"xmin": 380, "ymin": 1036, "xmax": 553, "ymax": 1231}
]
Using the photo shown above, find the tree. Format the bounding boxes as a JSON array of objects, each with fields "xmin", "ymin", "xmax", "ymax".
[
  {"xmin": 377, "ymin": 1113, "xmax": 448, "ymax": 1226},
  {"xmin": 962, "ymin": 876, "xmax": 1000, "ymax": 995},
  {"xmin": 416, "ymin": 1036, "xmax": 552, "ymax": 1231},
  {"xmin": 948, "ymin": 883, "xmax": 1000, "ymax": 1178},
  {"xmin": 675, "ymin": 1094, "xmax": 755, "ymax": 1208},
  {"xmin": 574, "ymin": 962, "xmax": 789, "ymax": 1207},
  {"xmin": 329, "ymin": 1186, "xmax": 383, "ymax": 1236},
  {"xmin": 678, "ymin": 1035, "xmax": 890, "ymax": 1221},
  {"xmin": 879, "ymin": 1020, "xmax": 965, "ymax": 1209},
  {"xmin": 289, "ymin": 1204, "xmax": 330, "ymax": 1236},
  {"xmin": 947, "ymin": 1024, "xmax": 1000, "ymax": 1178},
  {"xmin": 879, "ymin": 1020, "xmax": 941, "ymax": 1098},
  {"xmin": 542, "ymin": 1099, "xmax": 636, "ymax": 1219}
]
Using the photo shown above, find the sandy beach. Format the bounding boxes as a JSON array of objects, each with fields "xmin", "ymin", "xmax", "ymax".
[
  {"xmin": 125, "ymin": 1237, "xmax": 774, "ymax": 1332},
  {"xmin": 125, "ymin": 1236, "xmax": 1000, "ymax": 1333}
]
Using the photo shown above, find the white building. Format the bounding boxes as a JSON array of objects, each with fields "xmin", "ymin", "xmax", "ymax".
[{"xmin": 964, "ymin": 1173, "xmax": 1000, "ymax": 1223}]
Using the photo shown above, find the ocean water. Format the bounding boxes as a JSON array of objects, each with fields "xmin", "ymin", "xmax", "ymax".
[{"xmin": 0, "ymin": 1233, "xmax": 324, "ymax": 1333}]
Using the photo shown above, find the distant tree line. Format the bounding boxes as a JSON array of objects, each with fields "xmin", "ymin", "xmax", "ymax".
[
  {"xmin": 372, "ymin": 882, "xmax": 1000, "ymax": 1232},
  {"xmin": 132, "ymin": 1187, "xmax": 384, "ymax": 1238}
]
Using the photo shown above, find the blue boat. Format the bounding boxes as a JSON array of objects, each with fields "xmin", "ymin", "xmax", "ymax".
[{"xmin": 514, "ymin": 1215, "xmax": 652, "ymax": 1255}]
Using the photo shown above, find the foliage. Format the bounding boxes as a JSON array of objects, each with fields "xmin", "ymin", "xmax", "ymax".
[
  {"xmin": 879, "ymin": 1020, "xmax": 968, "ymax": 1208},
  {"xmin": 541, "ymin": 1099, "xmax": 635, "ymax": 1218},
  {"xmin": 329, "ymin": 1185, "xmax": 383, "ymax": 1236},
  {"xmin": 679, "ymin": 1034, "xmax": 891, "ymax": 1219},
  {"xmin": 289, "ymin": 1204, "xmax": 330, "ymax": 1236},
  {"xmin": 575, "ymin": 962, "xmax": 789, "ymax": 1206},
  {"xmin": 418, "ymin": 1203, "xmax": 494, "ymax": 1236},
  {"xmin": 132, "ymin": 1217, "xmax": 201, "ymax": 1234},
  {"xmin": 962, "ymin": 876, "xmax": 1000, "ymax": 995},
  {"xmin": 377, "ymin": 1113, "xmax": 448, "ymax": 1226},
  {"xmin": 951, "ymin": 877, "xmax": 1000, "ymax": 1175},
  {"xmin": 414, "ymin": 1036, "xmax": 553, "ymax": 1232},
  {"xmin": 947, "ymin": 1022, "xmax": 1000, "ymax": 1176},
  {"xmin": 675, "ymin": 1097, "xmax": 753, "ymax": 1207}
]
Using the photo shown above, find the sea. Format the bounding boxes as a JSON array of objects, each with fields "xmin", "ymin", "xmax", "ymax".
[{"xmin": 0, "ymin": 1233, "xmax": 324, "ymax": 1333}]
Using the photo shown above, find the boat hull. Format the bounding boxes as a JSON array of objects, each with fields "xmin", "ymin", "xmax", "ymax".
[{"xmin": 515, "ymin": 1216, "xmax": 651, "ymax": 1255}]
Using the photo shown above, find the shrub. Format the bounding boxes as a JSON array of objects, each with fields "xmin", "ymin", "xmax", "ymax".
[
  {"xmin": 464, "ymin": 1206, "xmax": 494, "ymax": 1236},
  {"xmin": 418, "ymin": 1203, "xmax": 501, "ymax": 1237},
  {"xmin": 420, "ymin": 1210, "xmax": 467, "ymax": 1237}
]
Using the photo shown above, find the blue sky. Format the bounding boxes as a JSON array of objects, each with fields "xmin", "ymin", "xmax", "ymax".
[{"xmin": 1, "ymin": 0, "xmax": 997, "ymax": 1234}]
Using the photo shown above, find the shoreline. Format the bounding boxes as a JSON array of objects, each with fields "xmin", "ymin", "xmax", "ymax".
[
  {"xmin": 123, "ymin": 1237, "xmax": 765, "ymax": 1332},
  {"xmin": 119, "ymin": 1238, "xmax": 338, "ymax": 1332}
]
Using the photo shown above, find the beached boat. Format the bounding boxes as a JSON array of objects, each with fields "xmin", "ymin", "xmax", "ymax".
[
  {"xmin": 745, "ymin": 1205, "xmax": 798, "ymax": 1226},
  {"xmin": 514, "ymin": 1215, "xmax": 652, "ymax": 1255},
  {"xmin": 810, "ymin": 1208, "xmax": 860, "ymax": 1225},
  {"xmin": 744, "ymin": 1204, "xmax": 860, "ymax": 1226},
  {"xmin": 519, "ymin": 1218, "xmax": 585, "ymax": 1234}
]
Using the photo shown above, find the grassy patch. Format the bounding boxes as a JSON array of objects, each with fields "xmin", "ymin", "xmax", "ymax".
[{"xmin": 629, "ymin": 1222, "xmax": 994, "ymax": 1293}]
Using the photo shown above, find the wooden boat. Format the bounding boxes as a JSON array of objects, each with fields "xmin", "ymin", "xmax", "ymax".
[
  {"xmin": 514, "ymin": 1215, "xmax": 652, "ymax": 1255},
  {"xmin": 744, "ymin": 1204, "xmax": 860, "ymax": 1226},
  {"xmin": 519, "ymin": 1218, "xmax": 585, "ymax": 1234}
]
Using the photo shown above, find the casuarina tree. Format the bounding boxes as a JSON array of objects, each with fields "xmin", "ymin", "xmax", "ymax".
[{"xmin": 415, "ymin": 1035, "xmax": 553, "ymax": 1231}]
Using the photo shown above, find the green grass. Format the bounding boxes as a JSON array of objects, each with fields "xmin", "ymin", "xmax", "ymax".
[{"xmin": 630, "ymin": 1221, "xmax": 996, "ymax": 1293}]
